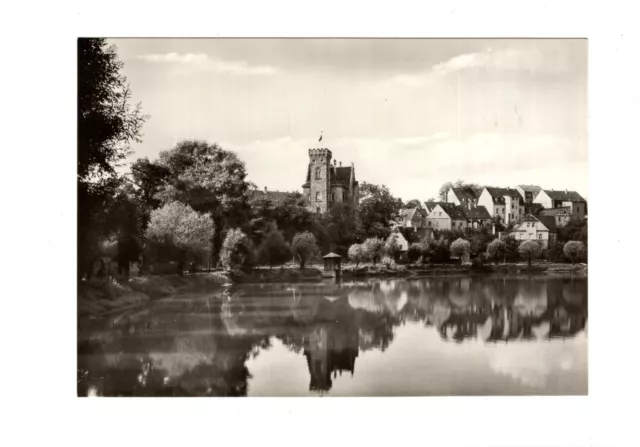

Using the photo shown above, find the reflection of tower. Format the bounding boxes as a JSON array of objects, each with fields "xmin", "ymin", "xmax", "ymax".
[{"xmin": 303, "ymin": 321, "xmax": 359, "ymax": 393}]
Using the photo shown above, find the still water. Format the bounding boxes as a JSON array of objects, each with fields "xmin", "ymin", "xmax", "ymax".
[{"xmin": 77, "ymin": 274, "xmax": 587, "ymax": 396}]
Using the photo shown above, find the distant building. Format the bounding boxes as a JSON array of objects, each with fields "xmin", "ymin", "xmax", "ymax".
[
  {"xmin": 425, "ymin": 203, "xmax": 467, "ymax": 230},
  {"xmin": 399, "ymin": 208, "xmax": 427, "ymax": 230},
  {"xmin": 534, "ymin": 189, "xmax": 587, "ymax": 219},
  {"xmin": 477, "ymin": 187, "xmax": 525, "ymax": 224},
  {"xmin": 516, "ymin": 185, "xmax": 542, "ymax": 204},
  {"xmin": 446, "ymin": 187, "xmax": 478, "ymax": 210},
  {"xmin": 248, "ymin": 187, "xmax": 299, "ymax": 207},
  {"xmin": 302, "ymin": 148, "xmax": 359, "ymax": 215}
]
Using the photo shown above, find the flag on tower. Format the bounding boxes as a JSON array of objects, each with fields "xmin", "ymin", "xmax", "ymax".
[{"xmin": 318, "ymin": 131, "xmax": 323, "ymax": 142}]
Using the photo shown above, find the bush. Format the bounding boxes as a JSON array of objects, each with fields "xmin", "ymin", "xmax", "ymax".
[
  {"xmin": 450, "ymin": 238, "xmax": 471, "ymax": 265},
  {"xmin": 563, "ymin": 241, "xmax": 586, "ymax": 264},
  {"xmin": 292, "ymin": 231, "xmax": 320, "ymax": 268},
  {"xmin": 423, "ymin": 237, "xmax": 450, "ymax": 263},
  {"xmin": 220, "ymin": 229, "xmax": 256, "ymax": 273},
  {"xmin": 385, "ymin": 233, "xmax": 403, "ymax": 261},
  {"xmin": 518, "ymin": 240, "xmax": 542, "ymax": 266},
  {"xmin": 145, "ymin": 202, "xmax": 215, "ymax": 275},
  {"xmin": 257, "ymin": 225, "xmax": 292, "ymax": 269},
  {"xmin": 503, "ymin": 235, "xmax": 520, "ymax": 262},
  {"xmin": 348, "ymin": 243, "xmax": 366, "ymax": 268},
  {"xmin": 407, "ymin": 243, "xmax": 423, "ymax": 263}
]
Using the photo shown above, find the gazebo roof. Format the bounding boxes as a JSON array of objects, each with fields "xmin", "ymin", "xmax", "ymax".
[{"xmin": 323, "ymin": 252, "xmax": 342, "ymax": 259}]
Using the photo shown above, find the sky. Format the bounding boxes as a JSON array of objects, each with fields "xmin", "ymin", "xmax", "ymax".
[{"xmin": 111, "ymin": 38, "xmax": 588, "ymax": 201}]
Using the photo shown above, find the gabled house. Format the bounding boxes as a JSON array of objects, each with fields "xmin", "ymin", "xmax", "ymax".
[
  {"xmin": 538, "ymin": 206, "xmax": 572, "ymax": 228},
  {"xmin": 533, "ymin": 189, "xmax": 587, "ymax": 219},
  {"xmin": 463, "ymin": 206, "xmax": 493, "ymax": 229},
  {"xmin": 511, "ymin": 214, "xmax": 557, "ymax": 248},
  {"xmin": 478, "ymin": 187, "xmax": 525, "ymax": 224},
  {"xmin": 425, "ymin": 203, "xmax": 467, "ymax": 230},
  {"xmin": 516, "ymin": 185, "xmax": 542, "ymax": 204},
  {"xmin": 398, "ymin": 208, "xmax": 427, "ymax": 230}
]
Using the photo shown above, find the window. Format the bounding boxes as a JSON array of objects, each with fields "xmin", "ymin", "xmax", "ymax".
[
  {"xmin": 316, "ymin": 192, "xmax": 322, "ymax": 202},
  {"xmin": 459, "ymin": 222, "xmax": 463, "ymax": 227},
  {"xmin": 539, "ymin": 234, "xmax": 543, "ymax": 240},
  {"xmin": 316, "ymin": 207, "xmax": 321, "ymax": 214},
  {"xmin": 315, "ymin": 167, "xmax": 322, "ymax": 179},
  {"xmin": 577, "ymin": 206, "xmax": 580, "ymax": 212},
  {"xmin": 332, "ymin": 193, "xmax": 335, "ymax": 201},
  {"xmin": 439, "ymin": 212, "xmax": 442, "ymax": 217},
  {"xmin": 428, "ymin": 221, "xmax": 432, "ymax": 226}
]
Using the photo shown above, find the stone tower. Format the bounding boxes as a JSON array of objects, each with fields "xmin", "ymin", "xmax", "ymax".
[{"xmin": 307, "ymin": 148, "xmax": 332, "ymax": 213}]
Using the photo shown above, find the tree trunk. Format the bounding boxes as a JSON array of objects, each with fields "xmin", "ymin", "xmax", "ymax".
[
  {"xmin": 211, "ymin": 218, "xmax": 224, "ymax": 267},
  {"xmin": 528, "ymin": 257, "xmax": 532, "ymax": 266}
]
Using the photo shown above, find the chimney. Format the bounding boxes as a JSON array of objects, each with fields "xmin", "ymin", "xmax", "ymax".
[
  {"xmin": 339, "ymin": 161, "xmax": 342, "ymax": 167},
  {"xmin": 264, "ymin": 186, "xmax": 267, "ymax": 194}
]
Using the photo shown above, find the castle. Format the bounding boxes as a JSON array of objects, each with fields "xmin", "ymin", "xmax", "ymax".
[{"xmin": 302, "ymin": 148, "xmax": 359, "ymax": 214}]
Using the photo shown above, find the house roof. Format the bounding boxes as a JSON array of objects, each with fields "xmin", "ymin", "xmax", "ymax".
[
  {"xmin": 451, "ymin": 187, "xmax": 477, "ymax": 202},
  {"xmin": 518, "ymin": 184, "xmax": 542, "ymax": 193},
  {"xmin": 542, "ymin": 190, "xmax": 586, "ymax": 202},
  {"xmin": 424, "ymin": 201, "xmax": 453, "ymax": 212},
  {"xmin": 323, "ymin": 252, "xmax": 342, "ymax": 259},
  {"xmin": 538, "ymin": 206, "xmax": 571, "ymax": 216},
  {"xmin": 484, "ymin": 187, "xmax": 523, "ymax": 204},
  {"xmin": 400, "ymin": 208, "xmax": 417, "ymax": 221},
  {"xmin": 463, "ymin": 206, "xmax": 492, "ymax": 220},
  {"xmin": 536, "ymin": 215, "xmax": 558, "ymax": 232},
  {"xmin": 248, "ymin": 189, "xmax": 298, "ymax": 206},
  {"xmin": 303, "ymin": 164, "xmax": 357, "ymax": 188}
]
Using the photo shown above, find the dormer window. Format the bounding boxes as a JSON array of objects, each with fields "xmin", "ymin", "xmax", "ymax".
[
  {"xmin": 316, "ymin": 192, "xmax": 322, "ymax": 202},
  {"xmin": 314, "ymin": 167, "xmax": 322, "ymax": 179}
]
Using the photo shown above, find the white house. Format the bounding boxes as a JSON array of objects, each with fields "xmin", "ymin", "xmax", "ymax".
[
  {"xmin": 477, "ymin": 187, "xmax": 525, "ymax": 224},
  {"xmin": 511, "ymin": 214, "xmax": 557, "ymax": 248}
]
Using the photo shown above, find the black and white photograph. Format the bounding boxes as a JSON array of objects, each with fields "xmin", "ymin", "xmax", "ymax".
[{"xmin": 76, "ymin": 38, "xmax": 588, "ymax": 397}]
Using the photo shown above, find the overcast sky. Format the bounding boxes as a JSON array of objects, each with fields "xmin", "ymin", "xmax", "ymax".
[{"xmin": 111, "ymin": 38, "xmax": 588, "ymax": 201}]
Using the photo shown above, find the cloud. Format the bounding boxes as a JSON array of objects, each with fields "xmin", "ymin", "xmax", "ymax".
[
  {"xmin": 137, "ymin": 52, "xmax": 279, "ymax": 76},
  {"xmin": 390, "ymin": 47, "xmax": 582, "ymax": 88}
]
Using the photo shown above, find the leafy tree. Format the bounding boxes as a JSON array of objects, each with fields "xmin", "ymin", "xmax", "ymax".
[
  {"xmin": 563, "ymin": 241, "xmax": 586, "ymax": 265},
  {"xmin": 438, "ymin": 182, "xmax": 453, "ymax": 201},
  {"xmin": 486, "ymin": 239, "xmax": 507, "ymax": 264},
  {"xmin": 291, "ymin": 231, "xmax": 320, "ymax": 269},
  {"xmin": 423, "ymin": 237, "xmax": 450, "ymax": 263},
  {"xmin": 129, "ymin": 157, "xmax": 170, "ymax": 229},
  {"xmin": 408, "ymin": 243, "xmax": 423, "ymax": 263},
  {"xmin": 155, "ymin": 140, "xmax": 252, "ymax": 265},
  {"xmin": 145, "ymin": 202, "xmax": 215, "ymax": 275},
  {"xmin": 319, "ymin": 202, "xmax": 359, "ymax": 256},
  {"xmin": 220, "ymin": 229, "xmax": 256, "ymax": 273},
  {"xmin": 105, "ymin": 184, "xmax": 144, "ymax": 276},
  {"xmin": 518, "ymin": 240, "xmax": 542, "ymax": 266},
  {"xmin": 385, "ymin": 233, "xmax": 403, "ymax": 261},
  {"xmin": 357, "ymin": 183, "xmax": 403, "ymax": 239},
  {"xmin": 503, "ymin": 235, "xmax": 520, "ymax": 262},
  {"xmin": 362, "ymin": 237, "xmax": 386, "ymax": 266},
  {"xmin": 78, "ymin": 38, "xmax": 148, "ymax": 278},
  {"xmin": 404, "ymin": 199, "xmax": 422, "ymax": 209},
  {"xmin": 469, "ymin": 226, "xmax": 496, "ymax": 258},
  {"xmin": 347, "ymin": 243, "xmax": 366, "ymax": 268},
  {"xmin": 257, "ymin": 225, "xmax": 292, "ymax": 269},
  {"xmin": 559, "ymin": 218, "xmax": 588, "ymax": 246},
  {"xmin": 450, "ymin": 238, "xmax": 471, "ymax": 265}
]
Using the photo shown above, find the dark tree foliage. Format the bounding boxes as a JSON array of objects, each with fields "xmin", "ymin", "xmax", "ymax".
[
  {"xmin": 129, "ymin": 157, "xmax": 170, "ymax": 230},
  {"xmin": 106, "ymin": 184, "xmax": 144, "ymax": 276},
  {"xmin": 558, "ymin": 218, "xmax": 588, "ymax": 246},
  {"xmin": 357, "ymin": 182, "xmax": 403, "ymax": 239},
  {"xmin": 77, "ymin": 38, "xmax": 147, "ymax": 278}
]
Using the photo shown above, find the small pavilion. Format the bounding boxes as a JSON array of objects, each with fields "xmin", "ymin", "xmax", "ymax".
[{"xmin": 322, "ymin": 253, "xmax": 342, "ymax": 276}]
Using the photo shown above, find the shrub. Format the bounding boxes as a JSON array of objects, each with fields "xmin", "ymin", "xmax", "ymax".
[
  {"xmin": 450, "ymin": 238, "xmax": 471, "ymax": 265},
  {"xmin": 518, "ymin": 240, "xmax": 542, "ymax": 266},
  {"xmin": 563, "ymin": 241, "xmax": 586, "ymax": 265},
  {"xmin": 347, "ymin": 243, "xmax": 366, "ymax": 269},
  {"xmin": 362, "ymin": 237, "xmax": 385, "ymax": 266},
  {"xmin": 385, "ymin": 233, "xmax": 403, "ymax": 261},
  {"xmin": 257, "ymin": 225, "xmax": 292, "ymax": 269},
  {"xmin": 503, "ymin": 235, "xmax": 520, "ymax": 262},
  {"xmin": 408, "ymin": 243, "xmax": 423, "ymax": 263},
  {"xmin": 292, "ymin": 231, "xmax": 320, "ymax": 269},
  {"xmin": 423, "ymin": 237, "xmax": 450, "ymax": 263},
  {"xmin": 220, "ymin": 229, "xmax": 256, "ymax": 273},
  {"xmin": 486, "ymin": 239, "xmax": 507, "ymax": 264},
  {"xmin": 145, "ymin": 202, "xmax": 215, "ymax": 275}
]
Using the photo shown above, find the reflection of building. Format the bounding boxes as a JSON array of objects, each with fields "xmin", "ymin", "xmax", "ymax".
[{"xmin": 303, "ymin": 322, "xmax": 359, "ymax": 392}]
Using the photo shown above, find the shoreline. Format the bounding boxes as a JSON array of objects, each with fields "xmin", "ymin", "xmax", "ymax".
[{"xmin": 78, "ymin": 262, "xmax": 587, "ymax": 324}]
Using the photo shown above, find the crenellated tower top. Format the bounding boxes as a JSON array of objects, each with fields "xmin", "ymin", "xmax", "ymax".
[{"xmin": 308, "ymin": 148, "xmax": 333, "ymax": 161}]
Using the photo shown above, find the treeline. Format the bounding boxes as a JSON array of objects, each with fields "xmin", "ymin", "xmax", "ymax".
[{"xmin": 77, "ymin": 39, "xmax": 407, "ymax": 279}]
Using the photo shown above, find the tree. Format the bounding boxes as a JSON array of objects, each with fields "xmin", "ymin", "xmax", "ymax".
[
  {"xmin": 486, "ymin": 239, "xmax": 507, "ymax": 264},
  {"xmin": 220, "ymin": 229, "xmax": 256, "ymax": 273},
  {"xmin": 408, "ymin": 243, "xmax": 423, "ymax": 263},
  {"xmin": 438, "ymin": 182, "xmax": 453, "ymax": 201},
  {"xmin": 348, "ymin": 244, "xmax": 366, "ymax": 269},
  {"xmin": 105, "ymin": 184, "xmax": 143, "ymax": 276},
  {"xmin": 145, "ymin": 202, "xmax": 215, "ymax": 275},
  {"xmin": 563, "ymin": 241, "xmax": 586, "ymax": 265},
  {"xmin": 385, "ymin": 233, "xmax": 403, "ymax": 262},
  {"xmin": 357, "ymin": 183, "xmax": 403, "ymax": 239},
  {"xmin": 78, "ymin": 38, "xmax": 148, "ymax": 278},
  {"xmin": 155, "ymin": 140, "xmax": 252, "ymax": 265},
  {"xmin": 469, "ymin": 226, "xmax": 496, "ymax": 258},
  {"xmin": 423, "ymin": 237, "xmax": 450, "ymax": 263},
  {"xmin": 291, "ymin": 231, "xmax": 320, "ymax": 269},
  {"xmin": 450, "ymin": 238, "xmax": 471, "ymax": 265},
  {"xmin": 257, "ymin": 225, "xmax": 292, "ymax": 269},
  {"xmin": 362, "ymin": 237, "xmax": 386, "ymax": 266},
  {"xmin": 518, "ymin": 240, "xmax": 542, "ymax": 266},
  {"xmin": 503, "ymin": 235, "xmax": 520, "ymax": 262},
  {"xmin": 405, "ymin": 199, "xmax": 422, "ymax": 209},
  {"xmin": 129, "ymin": 157, "xmax": 170, "ymax": 229}
]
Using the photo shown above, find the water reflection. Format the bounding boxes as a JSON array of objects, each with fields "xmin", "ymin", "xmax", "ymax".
[{"xmin": 78, "ymin": 274, "xmax": 587, "ymax": 396}]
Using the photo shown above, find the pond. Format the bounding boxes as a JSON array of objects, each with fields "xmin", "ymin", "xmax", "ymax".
[{"xmin": 77, "ymin": 274, "xmax": 587, "ymax": 396}]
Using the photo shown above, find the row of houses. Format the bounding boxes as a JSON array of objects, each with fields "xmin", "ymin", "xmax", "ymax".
[{"xmin": 392, "ymin": 184, "xmax": 587, "ymax": 249}]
